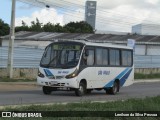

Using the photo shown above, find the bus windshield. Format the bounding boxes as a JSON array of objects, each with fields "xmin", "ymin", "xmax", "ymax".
[{"xmin": 40, "ymin": 43, "xmax": 83, "ymax": 69}]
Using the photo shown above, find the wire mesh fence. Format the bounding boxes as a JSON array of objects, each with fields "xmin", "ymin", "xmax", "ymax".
[{"xmin": 0, "ymin": 46, "xmax": 160, "ymax": 68}]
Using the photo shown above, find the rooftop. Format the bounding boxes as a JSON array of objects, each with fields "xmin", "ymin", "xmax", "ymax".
[{"xmin": 1, "ymin": 31, "xmax": 160, "ymax": 44}]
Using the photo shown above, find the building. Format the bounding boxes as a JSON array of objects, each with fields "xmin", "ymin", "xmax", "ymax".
[
  {"xmin": 132, "ymin": 23, "xmax": 160, "ymax": 35},
  {"xmin": 1, "ymin": 31, "xmax": 160, "ymax": 78},
  {"xmin": 1, "ymin": 31, "xmax": 160, "ymax": 68},
  {"xmin": 85, "ymin": 1, "xmax": 97, "ymax": 30}
]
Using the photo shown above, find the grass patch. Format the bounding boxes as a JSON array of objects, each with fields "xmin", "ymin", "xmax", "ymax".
[
  {"xmin": 135, "ymin": 73, "xmax": 160, "ymax": 79},
  {"xmin": 0, "ymin": 77, "xmax": 36, "ymax": 82},
  {"xmin": 2, "ymin": 96, "xmax": 160, "ymax": 111},
  {"xmin": 0, "ymin": 96, "xmax": 159, "ymax": 119}
]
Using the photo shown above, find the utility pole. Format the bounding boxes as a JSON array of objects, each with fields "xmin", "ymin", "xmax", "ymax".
[{"xmin": 7, "ymin": 0, "xmax": 16, "ymax": 78}]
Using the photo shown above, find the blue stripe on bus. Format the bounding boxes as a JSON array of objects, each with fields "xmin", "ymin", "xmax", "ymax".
[
  {"xmin": 44, "ymin": 69, "xmax": 53, "ymax": 76},
  {"xmin": 104, "ymin": 68, "xmax": 132, "ymax": 88},
  {"xmin": 119, "ymin": 68, "xmax": 132, "ymax": 86}
]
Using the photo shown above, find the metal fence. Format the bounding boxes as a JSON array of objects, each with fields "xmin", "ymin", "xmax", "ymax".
[
  {"xmin": 134, "ymin": 55, "xmax": 160, "ymax": 68},
  {"xmin": 1, "ymin": 46, "xmax": 160, "ymax": 68},
  {"xmin": 0, "ymin": 47, "xmax": 43, "ymax": 68}
]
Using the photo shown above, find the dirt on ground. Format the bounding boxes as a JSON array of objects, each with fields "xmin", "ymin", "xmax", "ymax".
[{"xmin": 0, "ymin": 84, "xmax": 39, "ymax": 91}]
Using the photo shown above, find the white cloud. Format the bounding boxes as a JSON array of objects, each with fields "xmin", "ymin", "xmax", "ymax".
[
  {"xmin": 96, "ymin": 4, "xmax": 160, "ymax": 32},
  {"xmin": 15, "ymin": 8, "xmax": 63, "ymax": 26},
  {"xmin": 63, "ymin": 9, "xmax": 84, "ymax": 24},
  {"xmin": 15, "ymin": 0, "xmax": 160, "ymax": 32},
  {"xmin": 147, "ymin": 0, "xmax": 159, "ymax": 5}
]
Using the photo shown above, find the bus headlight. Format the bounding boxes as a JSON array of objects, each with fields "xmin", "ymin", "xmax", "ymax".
[
  {"xmin": 38, "ymin": 70, "xmax": 45, "ymax": 78},
  {"xmin": 65, "ymin": 69, "xmax": 79, "ymax": 79}
]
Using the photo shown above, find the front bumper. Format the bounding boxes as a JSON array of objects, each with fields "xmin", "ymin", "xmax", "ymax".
[{"xmin": 37, "ymin": 77, "xmax": 79, "ymax": 88}]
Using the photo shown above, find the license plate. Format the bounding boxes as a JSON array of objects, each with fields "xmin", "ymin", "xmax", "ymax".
[{"xmin": 51, "ymin": 81, "xmax": 58, "ymax": 85}]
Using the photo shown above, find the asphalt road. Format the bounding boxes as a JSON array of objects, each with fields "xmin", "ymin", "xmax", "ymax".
[{"xmin": 0, "ymin": 82, "xmax": 160, "ymax": 106}]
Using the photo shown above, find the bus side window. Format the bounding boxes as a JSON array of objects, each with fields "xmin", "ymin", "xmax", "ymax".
[
  {"xmin": 41, "ymin": 46, "xmax": 51, "ymax": 65},
  {"xmin": 87, "ymin": 49, "xmax": 94, "ymax": 65},
  {"xmin": 110, "ymin": 49, "xmax": 120, "ymax": 66},
  {"xmin": 122, "ymin": 50, "xmax": 132, "ymax": 66},
  {"xmin": 81, "ymin": 49, "xmax": 94, "ymax": 66}
]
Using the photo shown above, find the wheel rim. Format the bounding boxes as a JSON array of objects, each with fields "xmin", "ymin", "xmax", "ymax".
[
  {"xmin": 113, "ymin": 83, "xmax": 117, "ymax": 93},
  {"xmin": 79, "ymin": 85, "xmax": 84, "ymax": 94}
]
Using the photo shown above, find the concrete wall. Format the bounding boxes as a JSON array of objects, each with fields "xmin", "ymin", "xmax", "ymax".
[
  {"xmin": 0, "ymin": 68, "xmax": 38, "ymax": 79},
  {"xmin": 0, "ymin": 68, "xmax": 160, "ymax": 79}
]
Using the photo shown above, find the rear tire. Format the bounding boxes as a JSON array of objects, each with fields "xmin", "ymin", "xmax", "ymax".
[
  {"xmin": 106, "ymin": 82, "xmax": 118, "ymax": 95},
  {"xmin": 75, "ymin": 83, "xmax": 86, "ymax": 96},
  {"xmin": 86, "ymin": 89, "xmax": 92, "ymax": 94},
  {"xmin": 43, "ymin": 86, "xmax": 52, "ymax": 95}
]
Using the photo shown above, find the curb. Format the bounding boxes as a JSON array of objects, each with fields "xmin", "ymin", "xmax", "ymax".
[{"xmin": 134, "ymin": 79, "xmax": 160, "ymax": 83}]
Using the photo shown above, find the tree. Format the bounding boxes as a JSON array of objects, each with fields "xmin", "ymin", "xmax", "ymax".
[
  {"xmin": 13, "ymin": 19, "xmax": 94, "ymax": 33},
  {"xmin": 64, "ymin": 21, "xmax": 94, "ymax": 33},
  {"xmin": 15, "ymin": 20, "xmax": 29, "ymax": 32},
  {"xmin": 54, "ymin": 23, "xmax": 63, "ymax": 32},
  {"xmin": 22, "ymin": 20, "xmax": 26, "ymax": 27},
  {"xmin": 30, "ymin": 18, "xmax": 43, "ymax": 31},
  {"xmin": 43, "ymin": 22, "xmax": 55, "ymax": 32},
  {"xmin": 0, "ymin": 19, "xmax": 10, "ymax": 36}
]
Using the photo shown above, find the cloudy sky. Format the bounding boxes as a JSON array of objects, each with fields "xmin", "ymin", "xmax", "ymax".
[{"xmin": 0, "ymin": 0, "xmax": 160, "ymax": 32}]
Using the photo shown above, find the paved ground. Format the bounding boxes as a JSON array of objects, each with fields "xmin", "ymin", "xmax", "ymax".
[
  {"xmin": 0, "ymin": 83, "xmax": 37, "ymax": 91},
  {"xmin": 0, "ymin": 81, "xmax": 160, "ymax": 106}
]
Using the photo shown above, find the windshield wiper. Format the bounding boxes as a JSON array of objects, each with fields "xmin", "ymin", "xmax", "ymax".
[
  {"xmin": 47, "ymin": 46, "xmax": 65, "ymax": 68},
  {"xmin": 47, "ymin": 55, "xmax": 59, "ymax": 67}
]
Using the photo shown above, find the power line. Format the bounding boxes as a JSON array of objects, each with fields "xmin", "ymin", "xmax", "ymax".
[{"xmin": 16, "ymin": 0, "xmax": 160, "ymax": 31}]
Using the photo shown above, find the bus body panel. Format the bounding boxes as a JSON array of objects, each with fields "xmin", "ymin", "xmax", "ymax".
[{"xmin": 77, "ymin": 67, "xmax": 133, "ymax": 89}]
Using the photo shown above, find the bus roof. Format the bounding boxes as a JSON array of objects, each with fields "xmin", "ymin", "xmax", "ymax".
[{"xmin": 54, "ymin": 40, "xmax": 133, "ymax": 50}]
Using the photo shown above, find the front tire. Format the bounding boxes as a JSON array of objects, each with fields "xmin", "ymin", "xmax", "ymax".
[
  {"xmin": 75, "ymin": 83, "xmax": 86, "ymax": 96},
  {"xmin": 43, "ymin": 86, "xmax": 52, "ymax": 95}
]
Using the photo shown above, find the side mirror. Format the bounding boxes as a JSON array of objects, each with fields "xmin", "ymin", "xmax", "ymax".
[{"xmin": 85, "ymin": 50, "xmax": 89, "ymax": 57}]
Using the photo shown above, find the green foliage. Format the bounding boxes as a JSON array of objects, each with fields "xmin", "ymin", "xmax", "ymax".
[
  {"xmin": 135, "ymin": 73, "xmax": 160, "ymax": 79},
  {"xmin": 43, "ymin": 22, "xmax": 55, "ymax": 32},
  {"xmin": 30, "ymin": 18, "xmax": 43, "ymax": 32},
  {"xmin": 0, "ymin": 18, "xmax": 94, "ymax": 36},
  {"xmin": 64, "ymin": 21, "xmax": 94, "ymax": 33},
  {"xmin": 54, "ymin": 23, "xmax": 64, "ymax": 32},
  {"xmin": 15, "ymin": 20, "xmax": 29, "ymax": 32},
  {"xmin": 15, "ymin": 18, "xmax": 93, "ymax": 33},
  {"xmin": 1, "ymin": 96, "xmax": 159, "ymax": 119},
  {"xmin": 2, "ymin": 96, "xmax": 160, "ymax": 111},
  {"xmin": 0, "ymin": 19, "xmax": 10, "ymax": 36}
]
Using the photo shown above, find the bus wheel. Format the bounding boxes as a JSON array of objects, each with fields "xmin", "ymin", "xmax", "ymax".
[
  {"xmin": 106, "ymin": 82, "xmax": 118, "ymax": 95},
  {"xmin": 43, "ymin": 86, "xmax": 52, "ymax": 95},
  {"xmin": 111, "ymin": 81, "xmax": 118, "ymax": 95},
  {"xmin": 51, "ymin": 87, "xmax": 57, "ymax": 91},
  {"xmin": 75, "ymin": 83, "xmax": 86, "ymax": 96},
  {"xmin": 86, "ymin": 89, "xmax": 92, "ymax": 94}
]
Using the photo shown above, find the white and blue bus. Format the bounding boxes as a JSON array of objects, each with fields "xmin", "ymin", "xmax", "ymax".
[{"xmin": 37, "ymin": 40, "xmax": 134, "ymax": 96}]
